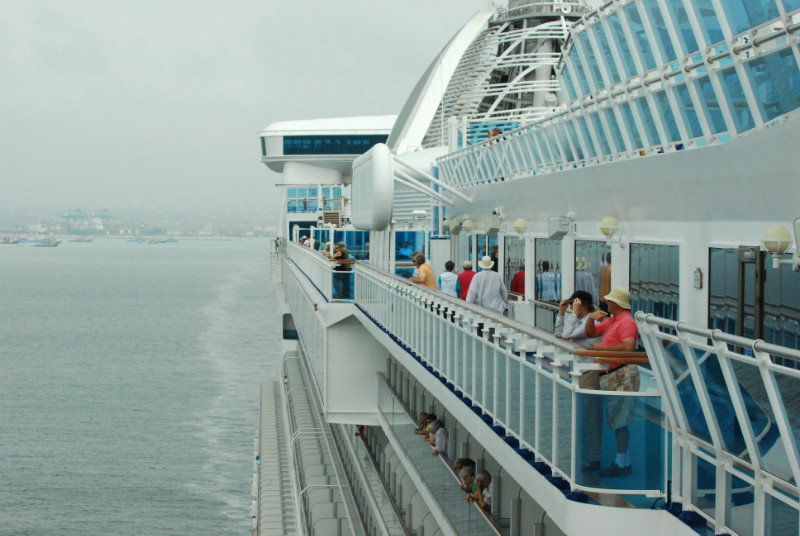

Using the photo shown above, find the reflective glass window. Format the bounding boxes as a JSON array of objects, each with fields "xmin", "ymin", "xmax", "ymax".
[
  {"xmin": 535, "ymin": 239, "xmax": 562, "ymax": 303},
  {"xmin": 635, "ymin": 98, "xmax": 661, "ymax": 146},
  {"xmin": 546, "ymin": 129, "xmax": 563, "ymax": 162},
  {"xmin": 624, "ymin": 3, "xmax": 657, "ymax": 71},
  {"xmin": 526, "ymin": 134, "xmax": 543, "ymax": 163},
  {"xmin": 642, "ymin": 0, "xmax": 677, "ymax": 62},
  {"xmin": 307, "ymin": 187, "xmax": 318, "ymax": 198},
  {"xmin": 561, "ymin": 65, "xmax": 578, "ymax": 101},
  {"xmin": 653, "ymin": 91, "xmax": 681, "ymax": 142},
  {"xmin": 590, "ymin": 23, "xmax": 621, "ymax": 84},
  {"xmin": 578, "ymin": 32, "xmax": 604, "ymax": 89},
  {"xmin": 395, "ymin": 231, "xmax": 425, "ymax": 262},
  {"xmin": 603, "ymin": 108, "xmax": 627, "ymax": 153},
  {"xmin": 675, "ymin": 84, "xmax": 704, "ymax": 138},
  {"xmin": 688, "ymin": 0, "xmax": 725, "ymax": 45},
  {"xmin": 574, "ymin": 241, "xmax": 611, "ymax": 307},
  {"xmin": 505, "ymin": 237, "xmax": 526, "ymax": 296},
  {"xmin": 695, "ymin": 76, "xmax": 728, "ymax": 133},
  {"xmin": 708, "ymin": 248, "xmax": 739, "ymax": 334},
  {"xmin": 619, "ymin": 102, "xmax": 644, "ymax": 148},
  {"xmin": 719, "ymin": 66, "xmax": 756, "ymax": 133},
  {"xmin": 664, "ymin": 1, "xmax": 699, "ymax": 55},
  {"xmin": 783, "ymin": 0, "xmax": 800, "ymax": 12},
  {"xmin": 744, "ymin": 48, "xmax": 800, "ymax": 122},
  {"xmin": 630, "ymin": 244, "xmax": 679, "ymax": 321},
  {"xmin": 719, "ymin": 0, "xmax": 779, "ymax": 36},
  {"xmin": 555, "ymin": 123, "xmax": 575, "ymax": 162},
  {"xmin": 307, "ymin": 199, "xmax": 319, "ymax": 211},
  {"xmin": 288, "ymin": 188, "xmax": 298, "ymax": 198},
  {"xmin": 606, "ymin": 14, "xmax": 638, "ymax": 78},
  {"xmin": 589, "ymin": 113, "xmax": 612, "ymax": 155},
  {"xmin": 568, "ymin": 46, "xmax": 591, "ymax": 95},
  {"xmin": 536, "ymin": 131, "xmax": 553, "ymax": 162},
  {"xmin": 565, "ymin": 120, "xmax": 585, "ymax": 160},
  {"xmin": 576, "ymin": 116, "xmax": 598, "ymax": 157},
  {"xmin": 283, "ymin": 134, "xmax": 388, "ymax": 155}
]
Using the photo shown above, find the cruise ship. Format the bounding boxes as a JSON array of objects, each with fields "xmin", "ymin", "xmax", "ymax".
[{"xmin": 254, "ymin": 1, "xmax": 800, "ymax": 535}]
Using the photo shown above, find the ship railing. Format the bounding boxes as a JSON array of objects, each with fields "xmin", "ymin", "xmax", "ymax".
[
  {"xmin": 354, "ymin": 262, "xmax": 666, "ymax": 501},
  {"xmin": 637, "ymin": 313, "xmax": 800, "ymax": 536},
  {"xmin": 494, "ymin": 1, "xmax": 591, "ymax": 20},
  {"xmin": 285, "ymin": 241, "xmax": 354, "ymax": 302}
]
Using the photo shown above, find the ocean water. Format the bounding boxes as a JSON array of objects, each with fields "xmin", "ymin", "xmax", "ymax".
[{"xmin": 0, "ymin": 238, "xmax": 281, "ymax": 535}]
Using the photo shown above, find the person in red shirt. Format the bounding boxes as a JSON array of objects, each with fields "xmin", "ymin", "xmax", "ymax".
[
  {"xmin": 584, "ymin": 287, "xmax": 639, "ymax": 477},
  {"xmin": 509, "ymin": 265, "xmax": 525, "ymax": 296},
  {"xmin": 458, "ymin": 261, "xmax": 477, "ymax": 300}
]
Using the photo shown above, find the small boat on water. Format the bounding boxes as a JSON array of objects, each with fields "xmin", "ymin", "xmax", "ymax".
[
  {"xmin": 34, "ymin": 238, "xmax": 61, "ymax": 247},
  {"xmin": 69, "ymin": 238, "xmax": 93, "ymax": 243}
]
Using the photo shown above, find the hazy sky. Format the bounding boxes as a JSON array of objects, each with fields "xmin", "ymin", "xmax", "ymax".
[{"xmin": 2, "ymin": 1, "xmax": 507, "ymax": 217}]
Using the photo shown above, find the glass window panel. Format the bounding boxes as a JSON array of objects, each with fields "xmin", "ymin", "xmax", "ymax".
[
  {"xmin": 536, "ymin": 131, "xmax": 553, "ymax": 161},
  {"xmin": 630, "ymin": 244, "xmax": 679, "ymax": 320},
  {"xmin": 603, "ymin": 108, "xmax": 627, "ymax": 153},
  {"xmin": 783, "ymin": 0, "xmax": 800, "ymax": 12},
  {"xmin": 333, "ymin": 187, "xmax": 342, "ymax": 198},
  {"xmin": 395, "ymin": 231, "xmax": 425, "ymax": 262},
  {"xmin": 624, "ymin": 3, "xmax": 657, "ymax": 71},
  {"xmin": 576, "ymin": 116, "xmax": 598, "ymax": 157},
  {"xmin": 719, "ymin": 0, "xmax": 779, "ymax": 35},
  {"xmin": 695, "ymin": 76, "xmax": 728, "ymax": 133},
  {"xmin": 578, "ymin": 32, "xmax": 604, "ymax": 89},
  {"xmin": 505, "ymin": 237, "xmax": 526, "ymax": 295},
  {"xmin": 307, "ymin": 187, "xmax": 318, "ymax": 197},
  {"xmin": 719, "ymin": 66, "xmax": 756, "ymax": 133},
  {"xmin": 568, "ymin": 46, "xmax": 591, "ymax": 95},
  {"xmin": 744, "ymin": 48, "xmax": 800, "ymax": 123},
  {"xmin": 590, "ymin": 23, "xmax": 621, "ymax": 84},
  {"xmin": 642, "ymin": 0, "xmax": 678, "ymax": 62},
  {"xmin": 653, "ymin": 91, "xmax": 682, "ymax": 142},
  {"xmin": 607, "ymin": 14, "xmax": 638, "ymax": 78},
  {"xmin": 675, "ymin": 84, "xmax": 704, "ymax": 138},
  {"xmin": 555, "ymin": 123, "xmax": 575, "ymax": 162},
  {"xmin": 589, "ymin": 113, "xmax": 612, "ymax": 155},
  {"xmin": 635, "ymin": 98, "xmax": 661, "ymax": 146},
  {"xmin": 664, "ymin": 1, "xmax": 699, "ymax": 55},
  {"xmin": 565, "ymin": 120, "xmax": 585, "ymax": 160},
  {"xmin": 688, "ymin": 0, "xmax": 725, "ymax": 45},
  {"xmin": 297, "ymin": 188, "xmax": 307, "ymax": 198},
  {"xmin": 561, "ymin": 64, "xmax": 578, "ymax": 100},
  {"xmin": 535, "ymin": 239, "xmax": 562, "ymax": 302},
  {"xmin": 619, "ymin": 102, "xmax": 644, "ymax": 148},
  {"xmin": 574, "ymin": 240, "xmax": 611, "ymax": 307},
  {"xmin": 322, "ymin": 187, "xmax": 330, "ymax": 198},
  {"xmin": 307, "ymin": 199, "xmax": 318, "ymax": 211}
]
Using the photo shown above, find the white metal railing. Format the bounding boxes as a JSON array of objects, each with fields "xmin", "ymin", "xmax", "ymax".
[
  {"xmin": 355, "ymin": 262, "xmax": 665, "ymax": 498},
  {"xmin": 638, "ymin": 313, "xmax": 800, "ymax": 536},
  {"xmin": 285, "ymin": 241, "xmax": 354, "ymax": 302}
]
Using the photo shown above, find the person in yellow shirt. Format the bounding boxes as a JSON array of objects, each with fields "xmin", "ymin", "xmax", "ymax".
[{"xmin": 410, "ymin": 253, "xmax": 436, "ymax": 289}]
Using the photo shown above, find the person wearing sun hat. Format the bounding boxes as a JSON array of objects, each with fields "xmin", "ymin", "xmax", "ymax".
[{"xmin": 465, "ymin": 256, "xmax": 508, "ymax": 314}]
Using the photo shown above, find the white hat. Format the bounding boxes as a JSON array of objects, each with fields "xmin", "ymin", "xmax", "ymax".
[
  {"xmin": 478, "ymin": 255, "xmax": 494, "ymax": 270},
  {"xmin": 604, "ymin": 287, "xmax": 631, "ymax": 309}
]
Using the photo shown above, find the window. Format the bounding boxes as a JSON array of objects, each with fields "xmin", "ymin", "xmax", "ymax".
[
  {"xmin": 619, "ymin": 102, "xmax": 644, "ymax": 149},
  {"xmin": 635, "ymin": 98, "xmax": 661, "ymax": 146},
  {"xmin": 630, "ymin": 244, "xmax": 679, "ymax": 320},
  {"xmin": 283, "ymin": 134, "xmax": 388, "ymax": 155},
  {"xmin": 561, "ymin": 65, "xmax": 578, "ymax": 100},
  {"xmin": 744, "ymin": 48, "xmax": 800, "ymax": 123},
  {"xmin": 576, "ymin": 117, "xmax": 598, "ymax": 158},
  {"xmin": 286, "ymin": 186, "xmax": 322, "ymax": 213},
  {"xmin": 624, "ymin": 3, "xmax": 657, "ymax": 71},
  {"xmin": 653, "ymin": 91, "xmax": 681, "ymax": 142},
  {"xmin": 675, "ymin": 84, "xmax": 704, "ymax": 138},
  {"xmin": 535, "ymin": 239, "xmax": 562, "ymax": 302},
  {"xmin": 663, "ymin": 1, "xmax": 699, "ymax": 55},
  {"xmin": 575, "ymin": 241, "xmax": 611, "ymax": 307},
  {"xmin": 719, "ymin": 0, "xmax": 779, "ymax": 36},
  {"xmin": 590, "ymin": 22, "xmax": 621, "ymax": 84},
  {"xmin": 688, "ymin": 0, "xmax": 725, "ymax": 45},
  {"xmin": 505, "ymin": 237, "xmax": 526, "ymax": 296},
  {"xmin": 606, "ymin": 13, "xmax": 638, "ymax": 78},
  {"xmin": 783, "ymin": 0, "xmax": 800, "ymax": 12},
  {"xmin": 565, "ymin": 120, "xmax": 585, "ymax": 161},
  {"xmin": 395, "ymin": 231, "xmax": 425, "ymax": 262},
  {"xmin": 567, "ymin": 45, "xmax": 591, "ymax": 96},
  {"xmin": 578, "ymin": 32, "xmax": 604, "ymax": 90},
  {"xmin": 603, "ymin": 108, "xmax": 627, "ymax": 153},
  {"xmin": 718, "ymin": 66, "xmax": 756, "ymax": 133},
  {"xmin": 695, "ymin": 76, "xmax": 728, "ymax": 134},
  {"xmin": 641, "ymin": 0, "xmax": 677, "ymax": 62}
]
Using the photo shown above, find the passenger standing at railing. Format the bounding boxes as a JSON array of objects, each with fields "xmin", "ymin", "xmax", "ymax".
[
  {"xmin": 584, "ymin": 287, "xmax": 640, "ymax": 478},
  {"xmin": 466, "ymin": 256, "xmax": 508, "ymax": 314},
  {"xmin": 409, "ymin": 253, "xmax": 436, "ymax": 289},
  {"xmin": 555, "ymin": 291, "xmax": 601, "ymax": 348},
  {"xmin": 428, "ymin": 419, "xmax": 448, "ymax": 456},
  {"xmin": 467, "ymin": 470, "xmax": 492, "ymax": 514},
  {"xmin": 458, "ymin": 261, "xmax": 477, "ymax": 300},
  {"xmin": 437, "ymin": 261, "xmax": 460, "ymax": 298}
]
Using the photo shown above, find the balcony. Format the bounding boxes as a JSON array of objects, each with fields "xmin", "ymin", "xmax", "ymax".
[{"xmin": 285, "ymin": 241, "xmax": 354, "ymax": 302}]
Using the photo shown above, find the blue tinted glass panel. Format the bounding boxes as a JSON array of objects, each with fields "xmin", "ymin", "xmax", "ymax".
[
  {"xmin": 607, "ymin": 14, "xmax": 637, "ymax": 78},
  {"xmin": 589, "ymin": 113, "xmax": 612, "ymax": 155},
  {"xmin": 636, "ymin": 98, "xmax": 661, "ymax": 145},
  {"xmin": 307, "ymin": 187, "xmax": 318, "ymax": 197},
  {"xmin": 624, "ymin": 3, "xmax": 657, "ymax": 70},
  {"xmin": 546, "ymin": 130, "xmax": 562, "ymax": 161},
  {"xmin": 322, "ymin": 187, "xmax": 330, "ymax": 197},
  {"xmin": 283, "ymin": 134, "xmax": 388, "ymax": 155},
  {"xmin": 664, "ymin": 1, "xmax": 699, "ymax": 54},
  {"xmin": 603, "ymin": 108, "xmax": 627, "ymax": 152},
  {"xmin": 578, "ymin": 32, "xmax": 604, "ymax": 89},
  {"xmin": 619, "ymin": 102, "xmax": 644, "ymax": 148},
  {"xmin": 689, "ymin": 0, "xmax": 725, "ymax": 45},
  {"xmin": 297, "ymin": 188, "xmax": 307, "ymax": 198},
  {"xmin": 565, "ymin": 120, "xmax": 585, "ymax": 160},
  {"xmin": 696, "ymin": 76, "xmax": 728, "ymax": 133},
  {"xmin": 555, "ymin": 124, "xmax": 574, "ymax": 162},
  {"xmin": 675, "ymin": 84, "xmax": 703, "ymax": 138},
  {"xmin": 783, "ymin": 0, "xmax": 800, "ymax": 11},
  {"xmin": 536, "ymin": 132, "xmax": 553, "ymax": 161},
  {"xmin": 719, "ymin": 66, "xmax": 756, "ymax": 132},
  {"xmin": 642, "ymin": 0, "xmax": 677, "ymax": 62},
  {"xmin": 287, "ymin": 188, "xmax": 297, "ymax": 198},
  {"xmin": 568, "ymin": 46, "xmax": 591, "ymax": 95},
  {"xmin": 307, "ymin": 200, "xmax": 319, "ymax": 211},
  {"xmin": 654, "ymin": 91, "xmax": 681, "ymax": 141},
  {"xmin": 719, "ymin": 0, "xmax": 779, "ymax": 35},
  {"xmin": 744, "ymin": 48, "xmax": 800, "ymax": 122},
  {"xmin": 333, "ymin": 187, "xmax": 341, "ymax": 198},
  {"xmin": 590, "ymin": 24, "xmax": 621, "ymax": 84},
  {"xmin": 561, "ymin": 65, "xmax": 578, "ymax": 100},
  {"xmin": 576, "ymin": 116, "xmax": 598, "ymax": 157}
]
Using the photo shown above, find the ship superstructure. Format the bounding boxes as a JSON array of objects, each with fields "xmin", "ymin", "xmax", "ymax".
[{"xmin": 255, "ymin": 1, "xmax": 800, "ymax": 535}]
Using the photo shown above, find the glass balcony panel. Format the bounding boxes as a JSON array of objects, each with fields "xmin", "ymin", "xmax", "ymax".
[
  {"xmin": 536, "ymin": 131, "xmax": 553, "ymax": 161},
  {"xmin": 589, "ymin": 113, "xmax": 612, "ymax": 155},
  {"xmin": 641, "ymin": 0, "xmax": 678, "ymax": 62},
  {"xmin": 507, "ymin": 360, "xmax": 522, "ymax": 432},
  {"xmin": 603, "ymin": 108, "xmax": 628, "ymax": 153},
  {"xmin": 675, "ymin": 84, "xmax": 704, "ymax": 138},
  {"xmin": 744, "ymin": 48, "xmax": 800, "ymax": 122},
  {"xmin": 568, "ymin": 46, "xmax": 592, "ymax": 95},
  {"xmin": 522, "ymin": 365, "xmax": 537, "ymax": 448},
  {"xmin": 719, "ymin": 0, "xmax": 780, "ymax": 35},
  {"xmin": 688, "ymin": 0, "xmax": 725, "ymax": 45},
  {"xmin": 635, "ymin": 98, "xmax": 661, "ymax": 146},
  {"xmin": 576, "ymin": 116, "xmax": 598, "ymax": 158},
  {"xmin": 624, "ymin": 3, "xmax": 657, "ymax": 71},
  {"xmin": 695, "ymin": 76, "xmax": 728, "ymax": 134},
  {"xmin": 767, "ymin": 493, "xmax": 800, "ymax": 536},
  {"xmin": 578, "ymin": 32, "xmax": 605, "ymax": 89},
  {"xmin": 554, "ymin": 382, "xmax": 573, "ymax": 478},
  {"xmin": 565, "ymin": 120, "xmax": 586, "ymax": 160},
  {"xmin": 773, "ymin": 371, "xmax": 800, "ymax": 472},
  {"xmin": 653, "ymin": 91, "xmax": 682, "ymax": 142},
  {"xmin": 590, "ymin": 23, "xmax": 621, "ymax": 84},
  {"xmin": 619, "ymin": 101, "xmax": 644, "ymax": 148},
  {"xmin": 784, "ymin": 0, "xmax": 800, "ymax": 11},
  {"xmin": 664, "ymin": 1, "xmax": 699, "ymax": 55},
  {"xmin": 555, "ymin": 123, "xmax": 575, "ymax": 162},
  {"xmin": 719, "ymin": 66, "xmax": 756, "ymax": 133},
  {"xmin": 607, "ymin": 13, "xmax": 638, "ymax": 78},
  {"xmin": 691, "ymin": 455, "xmax": 717, "ymax": 520},
  {"xmin": 495, "ymin": 350, "xmax": 508, "ymax": 423},
  {"xmin": 561, "ymin": 64, "xmax": 578, "ymax": 101},
  {"xmin": 538, "ymin": 376, "xmax": 554, "ymax": 462}
]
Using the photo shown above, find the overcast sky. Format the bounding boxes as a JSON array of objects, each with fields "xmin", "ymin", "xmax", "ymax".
[{"xmin": 1, "ymin": 1, "xmax": 513, "ymax": 217}]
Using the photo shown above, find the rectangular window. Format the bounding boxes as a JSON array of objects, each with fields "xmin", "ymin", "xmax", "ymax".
[
  {"xmin": 718, "ymin": 0, "xmax": 779, "ymax": 36},
  {"xmin": 624, "ymin": 3, "xmax": 657, "ymax": 70},
  {"xmin": 576, "ymin": 116, "xmax": 598, "ymax": 157},
  {"xmin": 688, "ymin": 0, "xmax": 725, "ymax": 45},
  {"xmin": 535, "ymin": 239, "xmax": 562, "ymax": 303},
  {"xmin": 653, "ymin": 91, "xmax": 682, "ymax": 142},
  {"xmin": 283, "ymin": 134, "xmax": 388, "ymax": 155},
  {"xmin": 606, "ymin": 14, "xmax": 638, "ymax": 78},
  {"xmin": 635, "ymin": 98, "xmax": 661, "ymax": 146},
  {"xmin": 603, "ymin": 108, "xmax": 628, "ymax": 153},
  {"xmin": 619, "ymin": 102, "xmax": 644, "ymax": 148},
  {"xmin": 574, "ymin": 240, "xmax": 611, "ymax": 307},
  {"xmin": 561, "ymin": 65, "xmax": 578, "ymax": 101},
  {"xmin": 641, "ymin": 0, "xmax": 678, "ymax": 62},
  {"xmin": 675, "ymin": 84, "xmax": 704, "ymax": 138},
  {"xmin": 578, "ymin": 32, "xmax": 604, "ymax": 90},
  {"xmin": 589, "ymin": 113, "xmax": 612, "ymax": 155},
  {"xmin": 567, "ymin": 46, "xmax": 591, "ymax": 95},
  {"xmin": 630, "ymin": 244, "xmax": 679, "ymax": 321},
  {"xmin": 555, "ymin": 123, "xmax": 574, "ymax": 162},
  {"xmin": 719, "ymin": 66, "xmax": 756, "ymax": 133},
  {"xmin": 783, "ymin": 0, "xmax": 800, "ymax": 12},
  {"xmin": 505, "ymin": 237, "xmax": 526, "ymax": 296},
  {"xmin": 664, "ymin": 1, "xmax": 699, "ymax": 55},
  {"xmin": 695, "ymin": 76, "xmax": 728, "ymax": 133},
  {"xmin": 565, "ymin": 120, "xmax": 585, "ymax": 160},
  {"xmin": 260, "ymin": 137, "xmax": 266, "ymax": 157},
  {"xmin": 744, "ymin": 48, "xmax": 800, "ymax": 123},
  {"xmin": 590, "ymin": 22, "xmax": 621, "ymax": 84}
]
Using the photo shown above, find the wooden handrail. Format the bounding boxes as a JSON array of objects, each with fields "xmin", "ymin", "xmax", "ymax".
[{"xmin": 574, "ymin": 349, "xmax": 649, "ymax": 365}]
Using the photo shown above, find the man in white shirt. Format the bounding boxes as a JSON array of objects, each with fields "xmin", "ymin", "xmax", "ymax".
[{"xmin": 465, "ymin": 256, "xmax": 508, "ymax": 314}]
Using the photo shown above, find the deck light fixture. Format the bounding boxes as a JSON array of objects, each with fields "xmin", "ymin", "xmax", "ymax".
[
  {"xmin": 462, "ymin": 218, "xmax": 475, "ymax": 232},
  {"xmin": 762, "ymin": 223, "xmax": 797, "ymax": 269},
  {"xmin": 600, "ymin": 216, "xmax": 618, "ymax": 239},
  {"xmin": 514, "ymin": 218, "xmax": 528, "ymax": 234}
]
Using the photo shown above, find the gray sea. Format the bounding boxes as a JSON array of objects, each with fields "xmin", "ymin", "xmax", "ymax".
[{"xmin": 0, "ymin": 238, "xmax": 280, "ymax": 535}]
